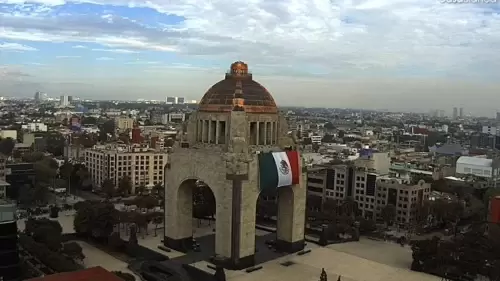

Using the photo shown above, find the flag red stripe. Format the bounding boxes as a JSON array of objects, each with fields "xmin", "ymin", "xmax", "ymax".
[{"xmin": 286, "ymin": 150, "xmax": 300, "ymax": 185}]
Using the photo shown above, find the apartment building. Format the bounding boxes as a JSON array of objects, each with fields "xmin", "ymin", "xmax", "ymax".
[
  {"xmin": 375, "ymin": 177, "xmax": 431, "ymax": 224},
  {"xmin": 115, "ymin": 117, "xmax": 135, "ymax": 132},
  {"xmin": 306, "ymin": 164, "xmax": 378, "ymax": 219},
  {"xmin": 306, "ymin": 164, "xmax": 430, "ymax": 222},
  {"xmin": 84, "ymin": 143, "xmax": 167, "ymax": 193}
]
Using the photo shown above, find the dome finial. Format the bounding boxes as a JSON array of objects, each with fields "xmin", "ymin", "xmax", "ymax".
[{"xmin": 230, "ymin": 61, "xmax": 248, "ymax": 77}]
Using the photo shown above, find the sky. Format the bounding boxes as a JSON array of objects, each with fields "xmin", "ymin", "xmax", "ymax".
[{"xmin": 1, "ymin": 0, "xmax": 500, "ymax": 115}]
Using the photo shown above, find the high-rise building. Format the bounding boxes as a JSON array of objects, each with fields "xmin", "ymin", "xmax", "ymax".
[
  {"xmin": 452, "ymin": 107, "xmax": 458, "ymax": 119},
  {"xmin": 34, "ymin": 91, "xmax": 41, "ymax": 102},
  {"xmin": 459, "ymin": 107, "xmax": 464, "ymax": 118},
  {"xmin": 165, "ymin": 96, "xmax": 186, "ymax": 104},
  {"xmin": 166, "ymin": 97, "xmax": 176, "ymax": 104},
  {"xmin": 60, "ymin": 95, "xmax": 70, "ymax": 107},
  {"xmin": 496, "ymin": 112, "xmax": 500, "ymax": 122}
]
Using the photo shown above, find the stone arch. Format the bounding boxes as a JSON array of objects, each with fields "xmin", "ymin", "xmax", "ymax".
[{"xmin": 166, "ymin": 177, "xmax": 218, "ymax": 252}]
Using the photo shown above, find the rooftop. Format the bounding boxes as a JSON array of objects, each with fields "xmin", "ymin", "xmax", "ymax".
[
  {"xmin": 27, "ymin": 266, "xmax": 122, "ymax": 281},
  {"xmin": 456, "ymin": 156, "xmax": 493, "ymax": 167}
]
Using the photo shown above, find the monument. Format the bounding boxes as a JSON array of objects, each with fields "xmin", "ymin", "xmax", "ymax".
[{"xmin": 164, "ymin": 61, "xmax": 306, "ymax": 269}]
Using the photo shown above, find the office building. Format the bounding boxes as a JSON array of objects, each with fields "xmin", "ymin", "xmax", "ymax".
[
  {"xmin": 34, "ymin": 91, "xmax": 41, "ymax": 102},
  {"xmin": 307, "ymin": 165, "xmax": 378, "ymax": 219},
  {"xmin": 452, "ymin": 107, "xmax": 458, "ymax": 119},
  {"xmin": 307, "ymin": 165, "xmax": 430, "ymax": 223},
  {"xmin": 84, "ymin": 143, "xmax": 168, "ymax": 193},
  {"xmin": 375, "ymin": 177, "xmax": 431, "ymax": 224},
  {"xmin": 459, "ymin": 107, "xmax": 464, "ymax": 118}
]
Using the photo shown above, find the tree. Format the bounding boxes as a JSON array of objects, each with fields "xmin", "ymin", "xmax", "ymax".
[
  {"xmin": 73, "ymin": 201, "xmax": 118, "ymax": 239},
  {"xmin": 151, "ymin": 183, "xmax": 163, "ymax": 199},
  {"xmin": 45, "ymin": 133, "xmax": 66, "ymax": 157},
  {"xmin": 324, "ymin": 122, "xmax": 335, "ymax": 130},
  {"xmin": 62, "ymin": 242, "xmax": 85, "ymax": 261},
  {"xmin": 81, "ymin": 116, "xmax": 97, "ymax": 125},
  {"xmin": 22, "ymin": 151, "xmax": 45, "ymax": 162},
  {"xmin": 118, "ymin": 176, "xmax": 132, "ymax": 196},
  {"xmin": 320, "ymin": 268, "xmax": 327, "ymax": 281},
  {"xmin": 102, "ymin": 179, "xmax": 115, "ymax": 199},
  {"xmin": 135, "ymin": 184, "xmax": 146, "ymax": 196},
  {"xmin": 381, "ymin": 204, "xmax": 396, "ymax": 227},
  {"xmin": 113, "ymin": 271, "xmax": 136, "ymax": 281},
  {"xmin": 25, "ymin": 218, "xmax": 63, "ymax": 252},
  {"xmin": 0, "ymin": 137, "xmax": 15, "ymax": 156},
  {"xmin": 165, "ymin": 138, "xmax": 175, "ymax": 147},
  {"xmin": 108, "ymin": 232, "xmax": 125, "ymax": 251},
  {"xmin": 18, "ymin": 184, "xmax": 35, "ymax": 207},
  {"xmin": 129, "ymin": 224, "xmax": 138, "ymax": 244},
  {"xmin": 152, "ymin": 215, "xmax": 163, "ymax": 236}
]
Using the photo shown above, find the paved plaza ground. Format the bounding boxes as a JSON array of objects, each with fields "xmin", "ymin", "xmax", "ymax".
[
  {"xmin": 18, "ymin": 207, "xmax": 440, "ymax": 281},
  {"xmin": 75, "ymin": 240, "xmax": 139, "ymax": 278}
]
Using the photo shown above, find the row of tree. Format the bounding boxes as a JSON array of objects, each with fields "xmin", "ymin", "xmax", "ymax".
[
  {"xmin": 411, "ymin": 225, "xmax": 500, "ymax": 280},
  {"xmin": 21, "ymin": 218, "xmax": 84, "ymax": 273}
]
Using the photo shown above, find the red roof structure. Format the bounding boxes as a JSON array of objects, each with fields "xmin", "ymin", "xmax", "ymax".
[{"xmin": 27, "ymin": 266, "xmax": 123, "ymax": 281}]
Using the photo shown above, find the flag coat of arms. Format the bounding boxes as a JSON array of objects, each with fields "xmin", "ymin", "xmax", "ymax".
[{"xmin": 259, "ymin": 151, "xmax": 300, "ymax": 191}]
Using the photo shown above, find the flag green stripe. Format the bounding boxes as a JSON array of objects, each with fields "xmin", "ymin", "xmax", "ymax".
[{"xmin": 259, "ymin": 152, "xmax": 278, "ymax": 191}]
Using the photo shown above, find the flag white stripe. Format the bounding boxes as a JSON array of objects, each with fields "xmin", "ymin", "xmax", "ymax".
[{"xmin": 272, "ymin": 152, "xmax": 292, "ymax": 187}]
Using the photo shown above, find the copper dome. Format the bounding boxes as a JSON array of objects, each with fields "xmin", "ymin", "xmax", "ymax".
[{"xmin": 198, "ymin": 62, "xmax": 278, "ymax": 113}]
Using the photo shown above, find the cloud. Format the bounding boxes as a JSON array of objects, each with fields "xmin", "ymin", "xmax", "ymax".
[
  {"xmin": 92, "ymin": 48, "xmax": 139, "ymax": 53},
  {"xmin": 96, "ymin": 56, "xmax": 114, "ymax": 61},
  {"xmin": 0, "ymin": 42, "xmax": 37, "ymax": 51},
  {"xmin": 0, "ymin": 65, "xmax": 31, "ymax": 79},
  {"xmin": 72, "ymin": 45, "xmax": 87, "ymax": 49},
  {"xmin": 0, "ymin": 0, "xmax": 499, "ymax": 78},
  {"xmin": 56, "ymin": 55, "xmax": 80, "ymax": 58}
]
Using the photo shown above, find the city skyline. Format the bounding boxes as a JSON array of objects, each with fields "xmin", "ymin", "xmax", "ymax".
[{"xmin": 1, "ymin": 0, "xmax": 500, "ymax": 115}]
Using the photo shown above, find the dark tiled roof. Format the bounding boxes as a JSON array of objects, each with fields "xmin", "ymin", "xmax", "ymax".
[
  {"xmin": 198, "ymin": 75, "xmax": 277, "ymax": 113},
  {"xmin": 27, "ymin": 266, "xmax": 123, "ymax": 281}
]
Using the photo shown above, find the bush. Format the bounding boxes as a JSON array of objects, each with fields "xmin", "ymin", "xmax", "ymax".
[{"xmin": 19, "ymin": 234, "xmax": 81, "ymax": 273}]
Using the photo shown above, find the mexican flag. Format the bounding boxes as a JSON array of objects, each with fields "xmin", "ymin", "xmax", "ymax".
[{"xmin": 259, "ymin": 151, "xmax": 300, "ymax": 191}]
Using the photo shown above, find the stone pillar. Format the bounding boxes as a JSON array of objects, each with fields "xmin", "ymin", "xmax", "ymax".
[
  {"xmin": 215, "ymin": 120, "xmax": 220, "ymax": 144},
  {"xmin": 263, "ymin": 122, "xmax": 268, "ymax": 145},
  {"xmin": 201, "ymin": 120, "xmax": 207, "ymax": 143},
  {"xmin": 255, "ymin": 122, "xmax": 260, "ymax": 145},
  {"xmin": 275, "ymin": 170, "xmax": 306, "ymax": 253},
  {"xmin": 208, "ymin": 119, "xmax": 213, "ymax": 143}
]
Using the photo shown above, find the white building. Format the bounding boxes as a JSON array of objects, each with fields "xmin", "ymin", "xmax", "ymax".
[
  {"xmin": 21, "ymin": 123, "xmax": 48, "ymax": 132},
  {"xmin": 0, "ymin": 130, "xmax": 17, "ymax": 140},
  {"xmin": 482, "ymin": 126, "xmax": 499, "ymax": 136},
  {"xmin": 310, "ymin": 135, "xmax": 322, "ymax": 144},
  {"xmin": 456, "ymin": 156, "xmax": 498, "ymax": 178}
]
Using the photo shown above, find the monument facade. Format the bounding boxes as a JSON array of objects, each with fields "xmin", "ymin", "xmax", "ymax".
[{"xmin": 164, "ymin": 61, "xmax": 306, "ymax": 269}]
